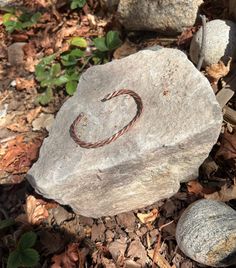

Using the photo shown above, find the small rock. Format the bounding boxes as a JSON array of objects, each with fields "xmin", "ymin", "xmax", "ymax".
[
  {"xmin": 127, "ymin": 239, "xmax": 148, "ymax": 267},
  {"xmin": 118, "ymin": 0, "xmax": 203, "ymax": 34},
  {"xmin": 7, "ymin": 42, "xmax": 26, "ymax": 66},
  {"xmin": 91, "ymin": 223, "xmax": 106, "ymax": 242},
  {"xmin": 32, "ymin": 113, "xmax": 54, "ymax": 131},
  {"xmin": 51, "ymin": 206, "xmax": 73, "ymax": 225},
  {"xmin": 108, "ymin": 238, "xmax": 127, "ymax": 261},
  {"xmin": 190, "ymin": 19, "xmax": 236, "ymax": 67},
  {"xmin": 116, "ymin": 212, "xmax": 136, "ymax": 230},
  {"xmin": 79, "ymin": 215, "xmax": 94, "ymax": 226},
  {"xmin": 176, "ymin": 199, "xmax": 236, "ymax": 267}
]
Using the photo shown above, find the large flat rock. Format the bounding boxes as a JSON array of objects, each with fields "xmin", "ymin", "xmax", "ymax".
[
  {"xmin": 118, "ymin": 0, "xmax": 203, "ymax": 34},
  {"xmin": 27, "ymin": 48, "xmax": 222, "ymax": 218}
]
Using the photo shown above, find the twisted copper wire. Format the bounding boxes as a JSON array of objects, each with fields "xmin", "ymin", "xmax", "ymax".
[{"xmin": 69, "ymin": 89, "xmax": 143, "ymax": 149}]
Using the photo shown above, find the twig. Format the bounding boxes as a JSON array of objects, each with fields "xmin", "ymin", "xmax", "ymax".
[
  {"xmin": 197, "ymin": 15, "xmax": 207, "ymax": 70},
  {"xmin": 158, "ymin": 220, "xmax": 174, "ymax": 232}
]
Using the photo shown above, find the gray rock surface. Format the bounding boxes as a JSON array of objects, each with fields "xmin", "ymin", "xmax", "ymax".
[
  {"xmin": 176, "ymin": 199, "xmax": 236, "ymax": 267},
  {"xmin": 118, "ymin": 0, "xmax": 202, "ymax": 34},
  {"xmin": 7, "ymin": 42, "xmax": 26, "ymax": 66},
  {"xmin": 190, "ymin": 19, "xmax": 236, "ymax": 67},
  {"xmin": 27, "ymin": 48, "xmax": 222, "ymax": 218}
]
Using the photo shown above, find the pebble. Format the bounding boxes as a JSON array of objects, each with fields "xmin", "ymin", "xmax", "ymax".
[{"xmin": 7, "ymin": 42, "xmax": 26, "ymax": 66}]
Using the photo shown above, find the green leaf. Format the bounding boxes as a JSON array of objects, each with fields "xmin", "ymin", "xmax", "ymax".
[
  {"xmin": 39, "ymin": 54, "xmax": 57, "ymax": 66},
  {"xmin": 70, "ymin": 0, "xmax": 86, "ymax": 9},
  {"xmin": 0, "ymin": 219, "xmax": 15, "ymax": 230},
  {"xmin": 40, "ymin": 79, "xmax": 53, "ymax": 87},
  {"xmin": 30, "ymin": 12, "xmax": 41, "ymax": 24},
  {"xmin": 18, "ymin": 231, "xmax": 37, "ymax": 250},
  {"xmin": 3, "ymin": 21, "xmax": 23, "ymax": 33},
  {"xmin": 52, "ymin": 75, "xmax": 69, "ymax": 86},
  {"xmin": 66, "ymin": 80, "xmax": 78, "ymax": 95},
  {"xmin": 35, "ymin": 65, "xmax": 48, "ymax": 82},
  {"xmin": 69, "ymin": 48, "xmax": 84, "ymax": 57},
  {"xmin": 69, "ymin": 37, "xmax": 87, "ymax": 48},
  {"xmin": 37, "ymin": 87, "xmax": 53, "ymax": 105},
  {"xmin": 19, "ymin": 249, "xmax": 40, "ymax": 267},
  {"xmin": 50, "ymin": 63, "xmax": 61, "ymax": 77},
  {"xmin": 2, "ymin": 13, "xmax": 14, "ymax": 23},
  {"xmin": 7, "ymin": 250, "xmax": 21, "ymax": 268},
  {"xmin": 93, "ymin": 37, "xmax": 108, "ymax": 52},
  {"xmin": 105, "ymin": 31, "xmax": 122, "ymax": 51}
]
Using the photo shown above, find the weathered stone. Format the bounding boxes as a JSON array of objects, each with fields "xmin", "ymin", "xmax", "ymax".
[
  {"xmin": 27, "ymin": 48, "xmax": 222, "ymax": 218},
  {"xmin": 118, "ymin": 0, "xmax": 203, "ymax": 35},
  {"xmin": 7, "ymin": 42, "xmax": 26, "ymax": 66},
  {"xmin": 190, "ymin": 19, "xmax": 236, "ymax": 67},
  {"xmin": 176, "ymin": 200, "xmax": 236, "ymax": 267}
]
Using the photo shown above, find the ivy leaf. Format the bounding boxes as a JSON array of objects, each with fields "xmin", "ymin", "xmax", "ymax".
[
  {"xmin": 3, "ymin": 20, "xmax": 22, "ymax": 33},
  {"xmin": 7, "ymin": 250, "xmax": 21, "ymax": 268},
  {"xmin": 93, "ymin": 37, "xmax": 109, "ymax": 52},
  {"xmin": 105, "ymin": 31, "xmax": 122, "ymax": 51},
  {"xmin": 18, "ymin": 231, "xmax": 37, "ymax": 250},
  {"xmin": 39, "ymin": 54, "xmax": 57, "ymax": 66},
  {"xmin": 30, "ymin": 12, "xmax": 41, "ymax": 24},
  {"xmin": 19, "ymin": 249, "xmax": 40, "ymax": 267},
  {"xmin": 50, "ymin": 63, "xmax": 61, "ymax": 77},
  {"xmin": 70, "ymin": 0, "xmax": 86, "ymax": 9},
  {"xmin": 0, "ymin": 219, "xmax": 15, "ymax": 230},
  {"xmin": 2, "ymin": 13, "xmax": 14, "ymax": 23},
  {"xmin": 52, "ymin": 75, "xmax": 69, "ymax": 86},
  {"xmin": 69, "ymin": 37, "xmax": 87, "ymax": 48},
  {"xmin": 35, "ymin": 65, "xmax": 49, "ymax": 81},
  {"xmin": 37, "ymin": 87, "xmax": 53, "ymax": 105},
  {"xmin": 66, "ymin": 80, "xmax": 78, "ymax": 95}
]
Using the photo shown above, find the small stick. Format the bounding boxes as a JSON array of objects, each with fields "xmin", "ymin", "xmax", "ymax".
[{"xmin": 197, "ymin": 15, "xmax": 207, "ymax": 70}]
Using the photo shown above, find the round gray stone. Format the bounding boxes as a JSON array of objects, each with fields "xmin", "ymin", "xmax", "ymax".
[
  {"xmin": 176, "ymin": 199, "xmax": 236, "ymax": 267},
  {"xmin": 190, "ymin": 19, "xmax": 236, "ymax": 67}
]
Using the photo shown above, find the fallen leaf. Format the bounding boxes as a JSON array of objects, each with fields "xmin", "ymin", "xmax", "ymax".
[
  {"xmin": 127, "ymin": 239, "xmax": 147, "ymax": 267},
  {"xmin": 177, "ymin": 26, "xmax": 197, "ymax": 46},
  {"xmin": 216, "ymin": 131, "xmax": 236, "ymax": 160},
  {"xmin": 113, "ymin": 40, "xmax": 138, "ymax": 59},
  {"xmin": 204, "ymin": 181, "xmax": 236, "ymax": 202},
  {"xmin": 32, "ymin": 113, "xmax": 54, "ymax": 131},
  {"xmin": 15, "ymin": 77, "xmax": 36, "ymax": 91},
  {"xmin": 187, "ymin": 180, "xmax": 204, "ymax": 195},
  {"xmin": 25, "ymin": 195, "xmax": 49, "ymax": 225},
  {"xmin": 137, "ymin": 208, "xmax": 159, "ymax": 224},
  {"xmin": 206, "ymin": 58, "xmax": 232, "ymax": 85},
  {"xmin": 51, "ymin": 243, "xmax": 80, "ymax": 268},
  {"xmin": 0, "ymin": 135, "xmax": 42, "ymax": 174},
  {"xmin": 26, "ymin": 107, "xmax": 42, "ymax": 124},
  {"xmin": 7, "ymin": 116, "xmax": 30, "ymax": 133}
]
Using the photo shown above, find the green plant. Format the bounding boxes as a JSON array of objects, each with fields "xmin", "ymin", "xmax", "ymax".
[
  {"xmin": 70, "ymin": 0, "xmax": 86, "ymax": 9},
  {"xmin": 92, "ymin": 30, "xmax": 122, "ymax": 64},
  {"xmin": 3, "ymin": 11, "xmax": 41, "ymax": 33},
  {"xmin": 35, "ymin": 31, "xmax": 122, "ymax": 105},
  {"xmin": 7, "ymin": 231, "xmax": 39, "ymax": 268}
]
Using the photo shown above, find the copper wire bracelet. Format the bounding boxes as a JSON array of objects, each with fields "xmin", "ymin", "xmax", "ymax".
[{"xmin": 69, "ymin": 89, "xmax": 143, "ymax": 149}]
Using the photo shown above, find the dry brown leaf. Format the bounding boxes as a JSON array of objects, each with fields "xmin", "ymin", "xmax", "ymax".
[
  {"xmin": 204, "ymin": 181, "xmax": 236, "ymax": 202},
  {"xmin": 7, "ymin": 117, "xmax": 30, "ymax": 132},
  {"xmin": 24, "ymin": 56, "xmax": 39, "ymax": 72},
  {"xmin": 206, "ymin": 58, "xmax": 232, "ymax": 84},
  {"xmin": 55, "ymin": 26, "xmax": 77, "ymax": 49},
  {"xmin": 51, "ymin": 243, "xmax": 80, "ymax": 268},
  {"xmin": 0, "ymin": 135, "xmax": 42, "ymax": 174},
  {"xmin": 15, "ymin": 77, "xmax": 36, "ymax": 91},
  {"xmin": 148, "ymin": 250, "xmax": 172, "ymax": 268},
  {"xmin": 187, "ymin": 180, "xmax": 204, "ymax": 195},
  {"xmin": 113, "ymin": 40, "xmax": 138, "ymax": 59},
  {"xmin": 177, "ymin": 26, "xmax": 197, "ymax": 46},
  {"xmin": 25, "ymin": 195, "xmax": 49, "ymax": 225},
  {"xmin": 137, "ymin": 208, "xmax": 159, "ymax": 224},
  {"xmin": 26, "ymin": 107, "xmax": 42, "ymax": 123},
  {"xmin": 216, "ymin": 131, "xmax": 236, "ymax": 160}
]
